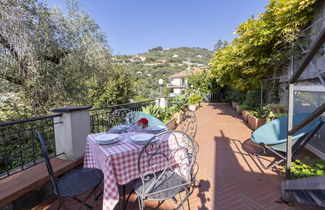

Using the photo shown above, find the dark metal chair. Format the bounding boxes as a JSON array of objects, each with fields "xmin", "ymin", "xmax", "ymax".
[
  {"xmin": 133, "ymin": 130, "xmax": 196, "ymax": 210},
  {"xmin": 36, "ymin": 131, "xmax": 104, "ymax": 209},
  {"xmin": 111, "ymin": 108, "xmax": 134, "ymax": 126}
]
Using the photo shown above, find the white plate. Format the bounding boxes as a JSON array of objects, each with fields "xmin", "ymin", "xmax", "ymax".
[
  {"xmin": 145, "ymin": 125, "xmax": 166, "ymax": 132},
  {"xmin": 95, "ymin": 134, "xmax": 119, "ymax": 143},
  {"xmin": 130, "ymin": 134, "xmax": 155, "ymax": 144},
  {"xmin": 96, "ymin": 138, "xmax": 120, "ymax": 145},
  {"xmin": 110, "ymin": 125, "xmax": 131, "ymax": 133}
]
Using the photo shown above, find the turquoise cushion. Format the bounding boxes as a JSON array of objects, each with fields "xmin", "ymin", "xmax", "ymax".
[
  {"xmin": 127, "ymin": 111, "xmax": 167, "ymax": 129},
  {"xmin": 251, "ymin": 113, "xmax": 321, "ymax": 146}
]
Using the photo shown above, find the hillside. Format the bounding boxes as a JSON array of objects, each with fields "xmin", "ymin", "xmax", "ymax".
[{"xmin": 112, "ymin": 47, "xmax": 214, "ymax": 99}]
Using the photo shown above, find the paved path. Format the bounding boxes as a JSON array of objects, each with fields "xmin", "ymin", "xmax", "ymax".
[{"xmin": 43, "ymin": 103, "xmax": 321, "ymax": 210}]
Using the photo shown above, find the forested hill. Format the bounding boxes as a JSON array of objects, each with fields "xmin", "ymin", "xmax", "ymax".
[{"xmin": 112, "ymin": 47, "xmax": 214, "ymax": 99}]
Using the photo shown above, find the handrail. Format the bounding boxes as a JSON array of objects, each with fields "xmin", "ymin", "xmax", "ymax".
[
  {"xmin": 288, "ymin": 103, "xmax": 325, "ymax": 135},
  {"xmin": 90, "ymin": 99, "xmax": 155, "ymax": 111},
  {"xmin": 289, "ymin": 27, "xmax": 325, "ymax": 84},
  {"xmin": 0, "ymin": 114, "xmax": 62, "ymax": 127}
]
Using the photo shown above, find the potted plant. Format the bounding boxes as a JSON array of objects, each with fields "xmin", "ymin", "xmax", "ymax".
[
  {"xmin": 171, "ymin": 95, "xmax": 188, "ymax": 123},
  {"xmin": 188, "ymin": 94, "xmax": 202, "ymax": 111},
  {"xmin": 291, "ymin": 157, "xmax": 325, "ymax": 179},
  {"xmin": 166, "ymin": 118, "xmax": 177, "ymax": 130},
  {"xmin": 240, "ymin": 104, "xmax": 250, "ymax": 121},
  {"xmin": 247, "ymin": 110, "xmax": 266, "ymax": 130},
  {"xmin": 262, "ymin": 104, "xmax": 287, "ymax": 122},
  {"xmin": 232, "ymin": 102, "xmax": 236, "ymax": 109},
  {"xmin": 235, "ymin": 104, "xmax": 242, "ymax": 114}
]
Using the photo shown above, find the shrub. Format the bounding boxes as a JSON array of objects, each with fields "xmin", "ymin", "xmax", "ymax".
[
  {"xmin": 142, "ymin": 104, "xmax": 177, "ymax": 123},
  {"xmin": 171, "ymin": 94, "xmax": 188, "ymax": 110},
  {"xmin": 189, "ymin": 94, "xmax": 202, "ymax": 105},
  {"xmin": 262, "ymin": 104, "xmax": 287, "ymax": 122},
  {"xmin": 289, "ymin": 157, "xmax": 325, "ymax": 179}
]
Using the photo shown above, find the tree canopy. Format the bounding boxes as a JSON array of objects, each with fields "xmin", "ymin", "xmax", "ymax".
[
  {"xmin": 210, "ymin": 0, "xmax": 316, "ymax": 91},
  {"xmin": 0, "ymin": 0, "xmax": 134, "ymax": 120}
]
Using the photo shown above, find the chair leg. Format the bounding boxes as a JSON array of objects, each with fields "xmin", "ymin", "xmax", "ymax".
[
  {"xmin": 124, "ymin": 189, "xmax": 135, "ymax": 210},
  {"xmin": 137, "ymin": 197, "xmax": 144, "ymax": 210},
  {"xmin": 178, "ymin": 192, "xmax": 185, "ymax": 210},
  {"xmin": 82, "ymin": 187, "xmax": 98, "ymax": 209},
  {"xmin": 58, "ymin": 197, "xmax": 69, "ymax": 210},
  {"xmin": 73, "ymin": 186, "xmax": 99, "ymax": 209}
]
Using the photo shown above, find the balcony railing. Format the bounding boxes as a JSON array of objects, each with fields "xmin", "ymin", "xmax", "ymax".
[
  {"xmin": 167, "ymin": 84, "xmax": 186, "ymax": 88},
  {"xmin": 89, "ymin": 100, "xmax": 156, "ymax": 133},
  {"xmin": 0, "ymin": 114, "xmax": 62, "ymax": 179}
]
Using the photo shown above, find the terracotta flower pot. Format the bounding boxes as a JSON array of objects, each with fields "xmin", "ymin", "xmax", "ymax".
[
  {"xmin": 247, "ymin": 113, "xmax": 266, "ymax": 130},
  {"xmin": 242, "ymin": 110, "xmax": 248, "ymax": 121},
  {"xmin": 166, "ymin": 118, "xmax": 177, "ymax": 130},
  {"xmin": 189, "ymin": 104, "xmax": 197, "ymax": 111},
  {"xmin": 235, "ymin": 105, "xmax": 242, "ymax": 114},
  {"xmin": 174, "ymin": 112, "xmax": 183, "ymax": 124}
]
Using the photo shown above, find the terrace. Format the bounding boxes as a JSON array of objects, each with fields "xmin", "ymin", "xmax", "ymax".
[
  {"xmin": 0, "ymin": 103, "xmax": 323, "ymax": 210},
  {"xmin": 1, "ymin": 2, "xmax": 325, "ymax": 209}
]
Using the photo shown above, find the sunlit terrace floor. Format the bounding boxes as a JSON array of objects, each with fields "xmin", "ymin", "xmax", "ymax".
[{"xmin": 39, "ymin": 103, "xmax": 322, "ymax": 210}]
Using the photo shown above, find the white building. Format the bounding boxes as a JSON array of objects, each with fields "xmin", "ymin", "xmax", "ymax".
[{"xmin": 167, "ymin": 69, "xmax": 202, "ymax": 96}]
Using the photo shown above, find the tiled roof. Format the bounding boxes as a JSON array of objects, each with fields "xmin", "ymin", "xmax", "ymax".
[{"xmin": 169, "ymin": 68, "xmax": 203, "ymax": 79}]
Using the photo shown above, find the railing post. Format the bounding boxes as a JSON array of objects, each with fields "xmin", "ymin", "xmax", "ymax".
[
  {"xmin": 156, "ymin": 97, "xmax": 167, "ymax": 109},
  {"xmin": 51, "ymin": 106, "xmax": 91, "ymax": 160},
  {"xmin": 286, "ymin": 83, "xmax": 294, "ymax": 178}
]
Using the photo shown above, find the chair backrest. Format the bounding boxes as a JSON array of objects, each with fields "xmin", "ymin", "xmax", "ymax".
[
  {"xmin": 137, "ymin": 130, "xmax": 196, "ymax": 198},
  {"xmin": 127, "ymin": 111, "xmax": 167, "ymax": 128},
  {"xmin": 252, "ymin": 113, "xmax": 321, "ymax": 145},
  {"xmin": 180, "ymin": 109, "xmax": 198, "ymax": 140},
  {"xmin": 36, "ymin": 131, "xmax": 60, "ymax": 194},
  {"xmin": 111, "ymin": 108, "xmax": 133, "ymax": 125}
]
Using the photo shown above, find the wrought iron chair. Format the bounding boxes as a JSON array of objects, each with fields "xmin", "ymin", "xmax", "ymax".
[
  {"xmin": 36, "ymin": 131, "xmax": 104, "ymax": 209},
  {"xmin": 180, "ymin": 109, "xmax": 198, "ymax": 140},
  {"xmin": 127, "ymin": 111, "xmax": 168, "ymax": 129},
  {"xmin": 111, "ymin": 108, "xmax": 134, "ymax": 126},
  {"xmin": 133, "ymin": 130, "xmax": 196, "ymax": 210},
  {"xmin": 180, "ymin": 109, "xmax": 199, "ymax": 188}
]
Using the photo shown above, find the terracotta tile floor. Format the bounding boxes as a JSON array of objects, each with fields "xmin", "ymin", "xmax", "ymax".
[{"xmin": 39, "ymin": 103, "xmax": 322, "ymax": 210}]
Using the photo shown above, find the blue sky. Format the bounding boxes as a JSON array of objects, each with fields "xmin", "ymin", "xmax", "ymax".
[{"xmin": 47, "ymin": 0, "xmax": 269, "ymax": 55}]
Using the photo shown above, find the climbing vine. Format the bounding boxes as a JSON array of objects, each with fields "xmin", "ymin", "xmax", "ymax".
[{"xmin": 210, "ymin": 0, "xmax": 316, "ymax": 92}]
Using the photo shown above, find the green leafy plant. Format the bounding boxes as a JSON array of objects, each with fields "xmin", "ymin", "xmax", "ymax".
[
  {"xmin": 262, "ymin": 103, "xmax": 287, "ymax": 122},
  {"xmin": 171, "ymin": 94, "xmax": 188, "ymax": 109},
  {"xmin": 248, "ymin": 110, "xmax": 264, "ymax": 118},
  {"xmin": 289, "ymin": 157, "xmax": 325, "ymax": 179},
  {"xmin": 210, "ymin": 0, "xmax": 316, "ymax": 91},
  {"xmin": 142, "ymin": 104, "xmax": 177, "ymax": 123},
  {"xmin": 189, "ymin": 94, "xmax": 202, "ymax": 105}
]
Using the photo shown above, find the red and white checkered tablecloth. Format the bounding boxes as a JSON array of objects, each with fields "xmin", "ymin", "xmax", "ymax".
[{"xmin": 83, "ymin": 132, "xmax": 172, "ymax": 210}]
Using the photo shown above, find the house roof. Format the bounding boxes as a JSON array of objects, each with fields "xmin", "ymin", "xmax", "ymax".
[{"xmin": 169, "ymin": 68, "xmax": 203, "ymax": 79}]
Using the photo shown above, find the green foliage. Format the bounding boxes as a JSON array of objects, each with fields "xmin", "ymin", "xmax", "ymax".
[
  {"xmin": 142, "ymin": 104, "xmax": 177, "ymax": 123},
  {"xmin": 187, "ymin": 70, "xmax": 222, "ymax": 95},
  {"xmin": 223, "ymin": 87, "xmax": 245, "ymax": 103},
  {"xmin": 171, "ymin": 94, "xmax": 188, "ymax": 110},
  {"xmin": 189, "ymin": 94, "xmax": 202, "ymax": 105},
  {"xmin": 247, "ymin": 110, "xmax": 264, "ymax": 118},
  {"xmin": 246, "ymin": 103, "xmax": 287, "ymax": 119},
  {"xmin": 0, "ymin": 0, "xmax": 136, "ymax": 120},
  {"xmin": 262, "ymin": 103, "xmax": 287, "ymax": 121},
  {"xmin": 133, "ymin": 96, "xmax": 149, "ymax": 102},
  {"xmin": 148, "ymin": 46, "xmax": 163, "ymax": 52},
  {"xmin": 289, "ymin": 157, "xmax": 325, "ymax": 179},
  {"xmin": 112, "ymin": 47, "xmax": 213, "ymax": 98},
  {"xmin": 213, "ymin": 40, "xmax": 228, "ymax": 51},
  {"xmin": 92, "ymin": 65, "xmax": 134, "ymax": 107},
  {"xmin": 210, "ymin": 0, "xmax": 316, "ymax": 91}
]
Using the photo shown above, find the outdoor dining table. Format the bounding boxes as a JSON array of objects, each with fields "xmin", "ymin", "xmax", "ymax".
[{"xmin": 83, "ymin": 130, "xmax": 171, "ymax": 210}]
